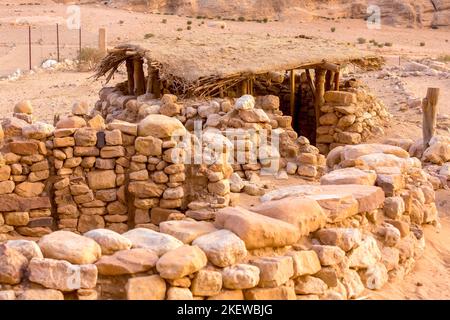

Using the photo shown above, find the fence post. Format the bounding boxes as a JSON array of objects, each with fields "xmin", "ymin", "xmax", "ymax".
[
  {"xmin": 422, "ymin": 87, "xmax": 440, "ymax": 148},
  {"xmin": 98, "ymin": 27, "xmax": 107, "ymax": 55},
  {"xmin": 28, "ymin": 25, "xmax": 32, "ymax": 70},
  {"xmin": 56, "ymin": 23, "xmax": 60, "ymax": 62}
]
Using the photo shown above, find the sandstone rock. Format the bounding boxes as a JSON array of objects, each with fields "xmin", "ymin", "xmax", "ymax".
[
  {"xmin": 167, "ymin": 287, "xmax": 193, "ymax": 300},
  {"xmin": 384, "ymin": 197, "xmax": 405, "ymax": 219},
  {"xmin": 14, "ymin": 100, "xmax": 33, "ymax": 114},
  {"xmin": 156, "ymin": 245, "xmax": 207, "ymax": 279},
  {"xmin": 235, "ymin": 95, "xmax": 255, "ymax": 110},
  {"xmin": 38, "ymin": 231, "xmax": 102, "ymax": 264},
  {"xmin": 22, "ymin": 122, "xmax": 54, "ymax": 139},
  {"xmin": 72, "ymin": 101, "xmax": 89, "ymax": 116},
  {"xmin": 311, "ymin": 245, "xmax": 346, "ymax": 266},
  {"xmin": 122, "ymin": 228, "xmax": 183, "ymax": 256},
  {"xmin": 126, "ymin": 275, "xmax": 166, "ymax": 300},
  {"xmin": 348, "ymin": 235, "xmax": 381, "ymax": 269},
  {"xmin": 83, "ymin": 229, "xmax": 132, "ymax": 255},
  {"xmin": 294, "ymin": 275, "xmax": 328, "ymax": 295},
  {"xmin": 239, "ymin": 109, "xmax": 270, "ymax": 123},
  {"xmin": 56, "ymin": 116, "xmax": 87, "ymax": 129},
  {"xmin": 221, "ymin": 264, "xmax": 260, "ymax": 290},
  {"xmin": 4, "ymin": 211, "xmax": 29, "ymax": 226},
  {"xmin": 191, "ymin": 269, "xmax": 222, "ymax": 296},
  {"xmin": 128, "ymin": 181, "xmax": 164, "ymax": 198},
  {"xmin": 342, "ymin": 143, "xmax": 410, "ymax": 161},
  {"xmin": 214, "ymin": 206, "xmax": 300, "ymax": 250},
  {"xmin": 422, "ymin": 135, "xmax": 450, "ymax": 164},
  {"xmin": 251, "ymin": 197, "xmax": 326, "ymax": 236},
  {"xmin": 244, "ymin": 286, "xmax": 296, "ymax": 300},
  {"xmin": 74, "ymin": 127, "xmax": 97, "ymax": 146},
  {"xmin": 135, "ymin": 136, "xmax": 162, "ymax": 156},
  {"xmin": 0, "ymin": 245, "xmax": 28, "ymax": 284},
  {"xmin": 95, "ymin": 248, "xmax": 158, "ymax": 275},
  {"xmin": 86, "ymin": 170, "xmax": 116, "ymax": 190},
  {"xmin": 88, "ymin": 114, "xmax": 106, "ymax": 130},
  {"xmin": 14, "ymin": 182, "xmax": 45, "ymax": 197},
  {"xmin": 107, "ymin": 119, "xmax": 138, "ymax": 136},
  {"xmin": 78, "ymin": 215, "xmax": 105, "ymax": 233},
  {"xmin": 159, "ymin": 220, "xmax": 217, "ymax": 244},
  {"xmin": 251, "ymin": 256, "xmax": 294, "ymax": 288},
  {"xmin": 321, "ymin": 168, "xmax": 377, "ymax": 186},
  {"xmin": 0, "ymin": 290, "xmax": 15, "ymax": 300},
  {"xmin": 28, "ymin": 258, "xmax": 97, "ymax": 291},
  {"xmin": 138, "ymin": 114, "xmax": 186, "ymax": 138},
  {"xmin": 8, "ymin": 141, "xmax": 39, "ymax": 156},
  {"xmin": 192, "ymin": 230, "xmax": 247, "ymax": 268},
  {"xmin": 337, "ymin": 132, "xmax": 361, "ymax": 144},
  {"xmin": 17, "ymin": 289, "xmax": 64, "ymax": 300},
  {"xmin": 359, "ymin": 262, "xmax": 388, "ymax": 290},
  {"xmin": 324, "ymin": 91, "xmax": 356, "ymax": 104},
  {"xmin": 286, "ymin": 250, "xmax": 321, "ymax": 277},
  {"xmin": 315, "ymin": 228, "xmax": 362, "ymax": 252},
  {"xmin": 5, "ymin": 240, "xmax": 43, "ymax": 260},
  {"xmin": 0, "ymin": 180, "xmax": 15, "ymax": 195},
  {"xmin": 341, "ymin": 269, "xmax": 364, "ymax": 299}
]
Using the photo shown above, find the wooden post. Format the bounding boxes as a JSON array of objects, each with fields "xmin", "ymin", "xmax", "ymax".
[
  {"xmin": 240, "ymin": 80, "xmax": 248, "ymax": 96},
  {"xmin": 314, "ymin": 68, "xmax": 326, "ymax": 128},
  {"xmin": 152, "ymin": 68, "xmax": 161, "ymax": 98},
  {"xmin": 334, "ymin": 71, "xmax": 340, "ymax": 91},
  {"xmin": 98, "ymin": 28, "xmax": 107, "ymax": 55},
  {"xmin": 125, "ymin": 59, "xmax": 134, "ymax": 95},
  {"xmin": 325, "ymin": 71, "xmax": 334, "ymax": 91},
  {"xmin": 290, "ymin": 69, "xmax": 296, "ymax": 117},
  {"xmin": 133, "ymin": 58, "xmax": 146, "ymax": 96},
  {"xmin": 422, "ymin": 87, "xmax": 440, "ymax": 148}
]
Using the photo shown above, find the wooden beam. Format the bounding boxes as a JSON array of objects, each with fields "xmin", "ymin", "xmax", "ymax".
[
  {"xmin": 133, "ymin": 58, "xmax": 146, "ymax": 96},
  {"xmin": 422, "ymin": 87, "xmax": 440, "ymax": 148},
  {"xmin": 325, "ymin": 71, "xmax": 334, "ymax": 91},
  {"xmin": 125, "ymin": 59, "xmax": 134, "ymax": 95},
  {"xmin": 151, "ymin": 68, "xmax": 161, "ymax": 98},
  {"xmin": 240, "ymin": 80, "xmax": 248, "ymax": 96},
  {"xmin": 290, "ymin": 69, "xmax": 296, "ymax": 117},
  {"xmin": 321, "ymin": 62, "xmax": 340, "ymax": 72},
  {"xmin": 305, "ymin": 69, "xmax": 316, "ymax": 96},
  {"xmin": 314, "ymin": 68, "xmax": 326, "ymax": 128},
  {"xmin": 334, "ymin": 71, "xmax": 340, "ymax": 91},
  {"xmin": 145, "ymin": 64, "xmax": 152, "ymax": 94}
]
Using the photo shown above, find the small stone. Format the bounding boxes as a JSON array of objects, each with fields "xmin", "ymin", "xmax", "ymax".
[
  {"xmin": 126, "ymin": 275, "xmax": 166, "ymax": 300},
  {"xmin": 250, "ymin": 256, "xmax": 294, "ymax": 288},
  {"xmin": 286, "ymin": 250, "xmax": 321, "ymax": 277},
  {"xmin": 221, "ymin": 264, "xmax": 260, "ymax": 290},
  {"xmin": 294, "ymin": 275, "xmax": 328, "ymax": 295},
  {"xmin": 311, "ymin": 245, "xmax": 346, "ymax": 266},
  {"xmin": 191, "ymin": 269, "xmax": 222, "ymax": 296}
]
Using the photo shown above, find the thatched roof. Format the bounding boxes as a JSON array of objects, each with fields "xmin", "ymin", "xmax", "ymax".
[{"xmin": 95, "ymin": 33, "xmax": 374, "ymax": 97}]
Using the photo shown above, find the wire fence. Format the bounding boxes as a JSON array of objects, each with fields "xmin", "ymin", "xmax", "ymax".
[{"xmin": 0, "ymin": 23, "xmax": 99, "ymax": 77}]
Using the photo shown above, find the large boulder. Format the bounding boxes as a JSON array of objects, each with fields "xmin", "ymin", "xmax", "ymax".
[
  {"xmin": 0, "ymin": 244, "xmax": 28, "ymax": 284},
  {"xmin": 38, "ymin": 231, "xmax": 102, "ymax": 265},
  {"xmin": 214, "ymin": 206, "xmax": 300, "ymax": 250},
  {"xmin": 422, "ymin": 135, "xmax": 450, "ymax": 164},
  {"xmin": 251, "ymin": 197, "xmax": 326, "ymax": 236},
  {"xmin": 14, "ymin": 100, "xmax": 33, "ymax": 114},
  {"xmin": 341, "ymin": 144, "xmax": 410, "ymax": 162},
  {"xmin": 156, "ymin": 245, "xmax": 207, "ymax": 279},
  {"xmin": 138, "ymin": 114, "xmax": 186, "ymax": 138},
  {"xmin": 83, "ymin": 229, "xmax": 132, "ymax": 255},
  {"xmin": 28, "ymin": 258, "xmax": 97, "ymax": 291},
  {"xmin": 22, "ymin": 122, "xmax": 55, "ymax": 139},
  {"xmin": 192, "ymin": 229, "xmax": 247, "ymax": 267},
  {"xmin": 5, "ymin": 240, "xmax": 43, "ymax": 260},
  {"xmin": 122, "ymin": 228, "xmax": 183, "ymax": 256}
]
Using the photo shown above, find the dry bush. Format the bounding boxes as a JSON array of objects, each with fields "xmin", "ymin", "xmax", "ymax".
[{"xmin": 78, "ymin": 47, "xmax": 104, "ymax": 71}]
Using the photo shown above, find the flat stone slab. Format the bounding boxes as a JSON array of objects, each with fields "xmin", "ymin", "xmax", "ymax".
[
  {"xmin": 320, "ymin": 168, "xmax": 377, "ymax": 186},
  {"xmin": 159, "ymin": 220, "xmax": 218, "ymax": 244},
  {"xmin": 261, "ymin": 184, "xmax": 385, "ymax": 215}
]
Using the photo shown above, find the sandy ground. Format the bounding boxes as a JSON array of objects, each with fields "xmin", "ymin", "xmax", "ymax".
[{"xmin": 0, "ymin": 2, "xmax": 449, "ymax": 300}]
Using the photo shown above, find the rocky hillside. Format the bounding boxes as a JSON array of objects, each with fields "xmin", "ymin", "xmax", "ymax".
[{"xmin": 76, "ymin": 0, "xmax": 449, "ymax": 28}]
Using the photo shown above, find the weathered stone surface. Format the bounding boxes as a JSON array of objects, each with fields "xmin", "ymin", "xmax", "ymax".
[
  {"xmin": 207, "ymin": 289, "xmax": 244, "ymax": 300},
  {"xmin": 22, "ymin": 122, "xmax": 54, "ymax": 139},
  {"xmin": 122, "ymin": 228, "xmax": 183, "ymax": 256},
  {"xmin": 108, "ymin": 119, "xmax": 138, "ymax": 136},
  {"xmin": 28, "ymin": 258, "xmax": 97, "ymax": 291},
  {"xmin": 191, "ymin": 269, "xmax": 222, "ymax": 296},
  {"xmin": 167, "ymin": 287, "xmax": 193, "ymax": 300},
  {"xmin": 128, "ymin": 181, "xmax": 164, "ymax": 198},
  {"xmin": 321, "ymin": 168, "xmax": 377, "ymax": 186},
  {"xmin": 286, "ymin": 250, "xmax": 321, "ymax": 277},
  {"xmin": 348, "ymin": 235, "xmax": 381, "ymax": 269},
  {"xmin": 56, "ymin": 116, "xmax": 86, "ymax": 129},
  {"xmin": 341, "ymin": 269, "xmax": 364, "ymax": 299},
  {"xmin": 294, "ymin": 275, "xmax": 328, "ymax": 295},
  {"xmin": 0, "ymin": 195, "xmax": 50, "ymax": 213},
  {"xmin": 311, "ymin": 245, "xmax": 346, "ymax": 266},
  {"xmin": 135, "ymin": 136, "xmax": 163, "ymax": 156},
  {"xmin": 384, "ymin": 197, "xmax": 405, "ymax": 219},
  {"xmin": 239, "ymin": 109, "xmax": 270, "ymax": 123},
  {"xmin": 156, "ymin": 245, "xmax": 207, "ymax": 279},
  {"xmin": 138, "ymin": 114, "xmax": 186, "ymax": 138},
  {"xmin": 84, "ymin": 229, "xmax": 132, "ymax": 255},
  {"xmin": 359, "ymin": 262, "xmax": 388, "ymax": 290},
  {"xmin": 126, "ymin": 275, "xmax": 166, "ymax": 300},
  {"xmin": 316, "ymin": 228, "xmax": 362, "ymax": 252},
  {"xmin": 17, "ymin": 289, "xmax": 64, "ymax": 300},
  {"xmin": 38, "ymin": 231, "xmax": 102, "ymax": 264},
  {"xmin": 74, "ymin": 127, "xmax": 97, "ymax": 146},
  {"xmin": 9, "ymin": 141, "xmax": 39, "ymax": 156},
  {"xmin": 422, "ymin": 135, "xmax": 450, "ymax": 164},
  {"xmin": 5, "ymin": 240, "xmax": 43, "ymax": 260},
  {"xmin": 86, "ymin": 170, "xmax": 116, "ymax": 190},
  {"xmin": 95, "ymin": 248, "xmax": 158, "ymax": 275},
  {"xmin": 251, "ymin": 197, "xmax": 326, "ymax": 236},
  {"xmin": 192, "ymin": 230, "xmax": 247, "ymax": 268},
  {"xmin": 324, "ymin": 91, "xmax": 356, "ymax": 104},
  {"xmin": 0, "ymin": 290, "xmax": 15, "ymax": 300},
  {"xmin": 235, "ymin": 95, "xmax": 255, "ymax": 110},
  {"xmin": 0, "ymin": 180, "xmax": 15, "ymax": 195},
  {"xmin": 251, "ymin": 256, "xmax": 294, "ymax": 288},
  {"xmin": 341, "ymin": 143, "xmax": 410, "ymax": 161},
  {"xmin": 0, "ymin": 245, "xmax": 28, "ymax": 284},
  {"xmin": 319, "ymin": 113, "xmax": 338, "ymax": 126},
  {"xmin": 244, "ymin": 286, "xmax": 296, "ymax": 300},
  {"xmin": 222, "ymin": 264, "xmax": 260, "ymax": 290},
  {"xmin": 159, "ymin": 220, "xmax": 217, "ymax": 244},
  {"xmin": 77, "ymin": 215, "xmax": 105, "ymax": 234},
  {"xmin": 14, "ymin": 100, "xmax": 33, "ymax": 114},
  {"xmin": 214, "ymin": 206, "xmax": 300, "ymax": 250}
]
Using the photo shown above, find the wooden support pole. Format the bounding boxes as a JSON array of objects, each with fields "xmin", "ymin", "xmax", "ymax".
[
  {"xmin": 133, "ymin": 58, "xmax": 146, "ymax": 96},
  {"xmin": 240, "ymin": 80, "xmax": 248, "ymax": 96},
  {"xmin": 98, "ymin": 27, "xmax": 107, "ymax": 55},
  {"xmin": 146, "ymin": 64, "xmax": 152, "ymax": 94},
  {"xmin": 314, "ymin": 68, "xmax": 326, "ymax": 128},
  {"xmin": 422, "ymin": 87, "xmax": 440, "ymax": 148},
  {"xmin": 334, "ymin": 71, "xmax": 340, "ymax": 91},
  {"xmin": 321, "ymin": 62, "xmax": 340, "ymax": 72},
  {"xmin": 325, "ymin": 71, "xmax": 334, "ymax": 91},
  {"xmin": 290, "ymin": 69, "xmax": 296, "ymax": 117},
  {"xmin": 125, "ymin": 59, "xmax": 134, "ymax": 95},
  {"xmin": 152, "ymin": 68, "xmax": 161, "ymax": 98}
]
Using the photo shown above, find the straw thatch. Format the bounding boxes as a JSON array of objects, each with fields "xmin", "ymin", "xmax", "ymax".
[{"xmin": 95, "ymin": 33, "xmax": 373, "ymax": 97}]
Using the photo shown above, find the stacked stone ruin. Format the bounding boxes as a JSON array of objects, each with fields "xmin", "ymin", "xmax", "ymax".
[{"xmin": 0, "ymin": 91, "xmax": 443, "ymax": 300}]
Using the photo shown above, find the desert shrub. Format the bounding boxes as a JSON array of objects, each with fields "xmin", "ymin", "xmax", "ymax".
[
  {"xmin": 162, "ymin": 19, "xmax": 167, "ymax": 24},
  {"xmin": 187, "ymin": 26, "xmax": 191, "ymax": 30},
  {"xmin": 144, "ymin": 33, "xmax": 154, "ymax": 39},
  {"xmin": 357, "ymin": 37, "xmax": 366, "ymax": 44},
  {"xmin": 384, "ymin": 42, "xmax": 393, "ymax": 47},
  {"xmin": 187, "ymin": 20, "xmax": 192, "ymax": 25},
  {"xmin": 78, "ymin": 47, "xmax": 103, "ymax": 71},
  {"xmin": 420, "ymin": 42, "xmax": 425, "ymax": 46},
  {"xmin": 221, "ymin": 25, "xmax": 225, "ymax": 29},
  {"xmin": 331, "ymin": 27, "xmax": 336, "ymax": 32},
  {"xmin": 177, "ymin": 28, "xmax": 183, "ymax": 32},
  {"xmin": 263, "ymin": 18, "xmax": 268, "ymax": 23},
  {"xmin": 438, "ymin": 55, "xmax": 450, "ymax": 62},
  {"xmin": 238, "ymin": 16, "xmax": 245, "ymax": 22}
]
